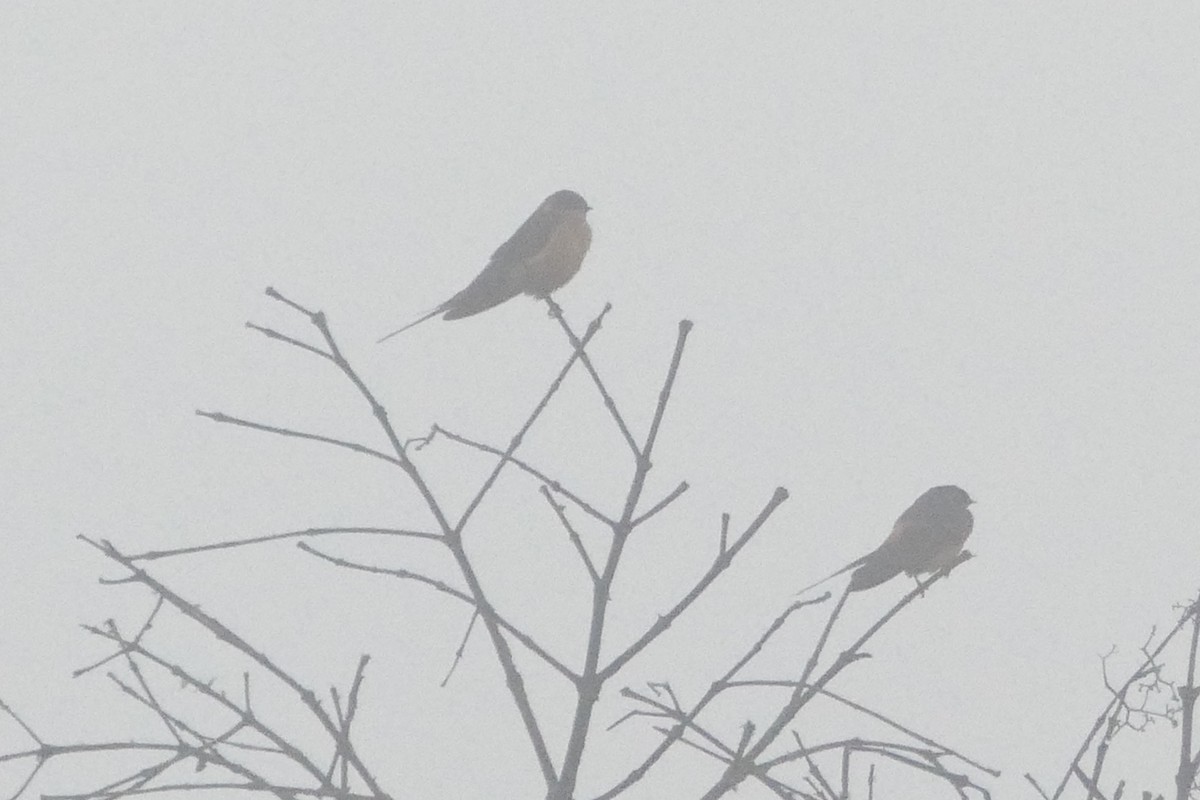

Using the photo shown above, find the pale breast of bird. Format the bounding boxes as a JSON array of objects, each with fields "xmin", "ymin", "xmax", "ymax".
[{"xmin": 522, "ymin": 211, "xmax": 593, "ymax": 296}]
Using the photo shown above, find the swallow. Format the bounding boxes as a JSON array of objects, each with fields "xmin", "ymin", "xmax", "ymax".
[
  {"xmin": 378, "ymin": 189, "xmax": 593, "ymax": 342},
  {"xmin": 796, "ymin": 485, "xmax": 975, "ymax": 595}
]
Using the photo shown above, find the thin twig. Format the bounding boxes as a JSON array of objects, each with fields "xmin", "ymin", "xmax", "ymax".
[
  {"xmin": 72, "ymin": 598, "xmax": 166, "ymax": 679},
  {"xmin": 539, "ymin": 485, "xmax": 600, "ymax": 583},
  {"xmin": 601, "ymin": 488, "xmax": 789, "ymax": 680},
  {"xmin": 631, "ymin": 481, "xmax": 690, "ymax": 528},
  {"xmin": 41, "ymin": 782, "xmax": 377, "ymax": 800},
  {"xmin": 298, "ymin": 541, "xmax": 578, "ymax": 682},
  {"xmin": 441, "ymin": 610, "xmax": 480, "ymax": 688},
  {"xmin": 196, "ymin": 410, "xmax": 401, "ymax": 467},
  {"xmin": 0, "ymin": 699, "xmax": 43, "ymax": 745},
  {"xmin": 80, "ymin": 536, "xmax": 385, "ymax": 797},
  {"xmin": 127, "ymin": 526, "xmax": 441, "ymax": 561},
  {"xmin": 793, "ymin": 732, "xmax": 837, "ymax": 800},
  {"xmin": 262, "ymin": 287, "xmax": 615, "ymax": 785},
  {"xmin": 245, "ymin": 321, "xmax": 333, "ymax": 362},
  {"xmin": 717, "ymin": 681, "xmax": 998, "ymax": 777},
  {"xmin": 704, "ymin": 556, "xmax": 974, "ymax": 800},
  {"xmin": 1025, "ymin": 773, "xmax": 1053, "ymax": 800}
]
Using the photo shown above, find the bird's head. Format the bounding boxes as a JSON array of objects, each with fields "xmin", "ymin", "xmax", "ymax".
[
  {"xmin": 545, "ymin": 189, "xmax": 592, "ymax": 214},
  {"xmin": 924, "ymin": 485, "xmax": 975, "ymax": 507}
]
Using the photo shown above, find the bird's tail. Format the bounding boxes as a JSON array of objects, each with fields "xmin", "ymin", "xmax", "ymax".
[
  {"xmin": 439, "ymin": 280, "xmax": 520, "ymax": 320},
  {"xmin": 846, "ymin": 556, "xmax": 904, "ymax": 592},
  {"xmin": 377, "ymin": 306, "xmax": 444, "ymax": 344},
  {"xmin": 793, "ymin": 555, "xmax": 868, "ymax": 596}
]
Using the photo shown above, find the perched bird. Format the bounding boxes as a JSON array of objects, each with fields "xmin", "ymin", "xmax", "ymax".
[
  {"xmin": 796, "ymin": 485, "xmax": 975, "ymax": 595},
  {"xmin": 378, "ymin": 189, "xmax": 593, "ymax": 342}
]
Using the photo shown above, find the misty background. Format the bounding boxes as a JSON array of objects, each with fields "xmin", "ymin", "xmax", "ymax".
[{"xmin": 2, "ymin": 2, "xmax": 1198, "ymax": 797}]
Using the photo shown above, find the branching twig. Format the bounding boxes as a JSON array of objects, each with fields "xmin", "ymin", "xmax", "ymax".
[
  {"xmin": 596, "ymin": 595, "xmax": 831, "ymax": 800},
  {"xmin": 79, "ymin": 536, "xmax": 386, "ymax": 797},
  {"xmin": 630, "ymin": 481, "xmax": 690, "ymax": 528},
  {"xmin": 298, "ymin": 541, "xmax": 577, "ymax": 682},
  {"xmin": 552, "ymin": 319, "xmax": 694, "ymax": 800},
  {"xmin": 1048, "ymin": 603, "xmax": 1199, "ymax": 800},
  {"xmin": 429, "ymin": 426, "xmax": 614, "ymax": 526},
  {"xmin": 716, "ymin": 682, "xmax": 998, "ymax": 778},
  {"xmin": 699, "ymin": 555, "xmax": 975, "ymax": 800},
  {"xmin": 256, "ymin": 287, "xmax": 616, "ymax": 786},
  {"xmin": 601, "ymin": 488, "xmax": 789, "ymax": 680},
  {"xmin": 2, "ymin": 285, "xmax": 1010, "ymax": 800}
]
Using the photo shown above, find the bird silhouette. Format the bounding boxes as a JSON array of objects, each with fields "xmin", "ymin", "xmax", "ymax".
[
  {"xmin": 796, "ymin": 485, "xmax": 975, "ymax": 595},
  {"xmin": 378, "ymin": 189, "xmax": 592, "ymax": 342}
]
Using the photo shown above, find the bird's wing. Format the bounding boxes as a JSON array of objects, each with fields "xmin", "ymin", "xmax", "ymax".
[
  {"xmin": 847, "ymin": 544, "xmax": 906, "ymax": 591},
  {"xmin": 874, "ymin": 505, "xmax": 971, "ymax": 572},
  {"xmin": 490, "ymin": 202, "xmax": 561, "ymax": 266},
  {"xmin": 438, "ymin": 257, "xmax": 524, "ymax": 319},
  {"xmin": 845, "ymin": 512, "xmax": 937, "ymax": 592},
  {"xmin": 377, "ymin": 201, "xmax": 569, "ymax": 342}
]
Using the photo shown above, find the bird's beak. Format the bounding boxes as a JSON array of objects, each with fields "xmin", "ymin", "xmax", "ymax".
[{"xmin": 585, "ymin": 205, "xmax": 593, "ymax": 212}]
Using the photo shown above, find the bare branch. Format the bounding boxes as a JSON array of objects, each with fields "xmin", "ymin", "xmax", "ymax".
[
  {"xmin": 441, "ymin": 610, "xmax": 480, "ymax": 688},
  {"xmin": 1025, "ymin": 773, "xmax": 1054, "ymax": 800},
  {"xmin": 72, "ymin": 598, "xmax": 166, "ymax": 679},
  {"xmin": 539, "ymin": 485, "xmax": 600, "ymax": 584},
  {"xmin": 716, "ymin": 681, "xmax": 998, "ymax": 778},
  {"xmin": 42, "ymin": 782, "xmax": 377, "ymax": 800},
  {"xmin": 83, "ymin": 620, "xmax": 331, "ymax": 790},
  {"xmin": 449, "ymin": 303, "xmax": 613, "ymax": 536},
  {"xmin": 792, "ymin": 732, "xmax": 837, "ymax": 800},
  {"xmin": 262, "ymin": 287, "xmax": 616, "ymax": 786},
  {"xmin": 595, "ymin": 595, "xmax": 830, "ymax": 800},
  {"xmin": 630, "ymin": 481, "xmax": 689, "ymax": 528},
  {"xmin": 1073, "ymin": 763, "xmax": 1112, "ymax": 800},
  {"xmin": 127, "ymin": 527, "xmax": 441, "ymax": 561},
  {"xmin": 245, "ymin": 321, "xmax": 334, "ymax": 362},
  {"xmin": 553, "ymin": 319, "xmax": 695, "ymax": 799},
  {"xmin": 297, "ymin": 542, "xmax": 577, "ymax": 682},
  {"xmin": 702, "ymin": 555, "xmax": 974, "ymax": 800},
  {"xmin": 78, "ymin": 536, "xmax": 385, "ymax": 797},
  {"xmin": 1049, "ymin": 603, "xmax": 1199, "ymax": 800},
  {"xmin": 601, "ymin": 487, "xmax": 789, "ymax": 680},
  {"xmin": 1176, "ymin": 597, "xmax": 1200, "ymax": 800},
  {"xmin": 0, "ymin": 698, "xmax": 43, "ymax": 746},
  {"xmin": 196, "ymin": 410, "xmax": 401, "ymax": 467},
  {"xmin": 641, "ymin": 319, "xmax": 693, "ymax": 464},
  {"xmin": 432, "ymin": 426, "xmax": 614, "ymax": 526}
]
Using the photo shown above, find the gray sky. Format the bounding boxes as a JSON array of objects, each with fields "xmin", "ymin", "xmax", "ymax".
[{"xmin": 2, "ymin": 2, "xmax": 1198, "ymax": 797}]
